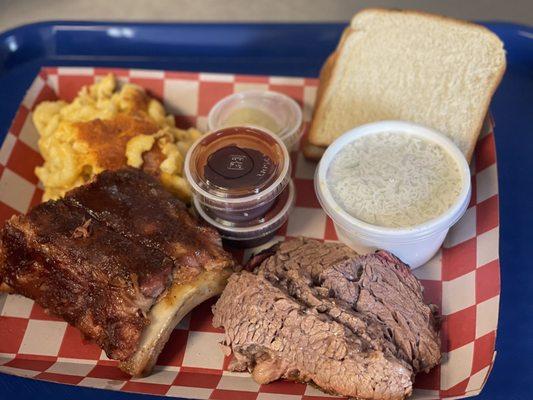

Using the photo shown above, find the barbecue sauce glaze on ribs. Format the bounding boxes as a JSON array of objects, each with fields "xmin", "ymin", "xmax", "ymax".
[{"xmin": 0, "ymin": 168, "xmax": 234, "ymax": 375}]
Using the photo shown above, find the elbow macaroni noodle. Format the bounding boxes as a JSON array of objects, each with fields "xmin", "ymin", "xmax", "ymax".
[{"xmin": 33, "ymin": 74, "xmax": 201, "ymax": 202}]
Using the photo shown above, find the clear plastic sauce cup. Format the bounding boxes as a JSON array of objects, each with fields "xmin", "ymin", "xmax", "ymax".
[
  {"xmin": 184, "ymin": 126, "xmax": 292, "ymax": 245},
  {"xmin": 208, "ymin": 90, "xmax": 303, "ymax": 151},
  {"xmin": 193, "ymin": 180, "xmax": 295, "ymax": 248}
]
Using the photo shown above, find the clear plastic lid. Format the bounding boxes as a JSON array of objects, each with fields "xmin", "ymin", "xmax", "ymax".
[
  {"xmin": 184, "ymin": 126, "xmax": 291, "ymax": 212},
  {"xmin": 193, "ymin": 180, "xmax": 295, "ymax": 241},
  {"xmin": 207, "ymin": 90, "xmax": 303, "ymax": 150}
]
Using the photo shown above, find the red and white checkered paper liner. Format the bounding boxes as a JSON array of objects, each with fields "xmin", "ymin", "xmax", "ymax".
[{"xmin": 0, "ymin": 67, "xmax": 500, "ymax": 400}]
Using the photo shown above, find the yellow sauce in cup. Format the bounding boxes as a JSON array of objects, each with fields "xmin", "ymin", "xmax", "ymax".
[{"xmin": 221, "ymin": 107, "xmax": 280, "ymax": 134}]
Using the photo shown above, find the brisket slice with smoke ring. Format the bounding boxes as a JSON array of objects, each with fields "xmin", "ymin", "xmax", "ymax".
[{"xmin": 212, "ymin": 237, "xmax": 440, "ymax": 400}]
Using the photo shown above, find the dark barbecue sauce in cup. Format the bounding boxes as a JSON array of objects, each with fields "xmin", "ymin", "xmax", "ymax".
[
  {"xmin": 184, "ymin": 126, "xmax": 293, "ymax": 247},
  {"xmin": 205, "ymin": 145, "xmax": 275, "ymax": 191}
]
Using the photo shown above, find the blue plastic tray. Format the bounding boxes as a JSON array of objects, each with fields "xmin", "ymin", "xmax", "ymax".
[{"xmin": 0, "ymin": 21, "xmax": 532, "ymax": 400}]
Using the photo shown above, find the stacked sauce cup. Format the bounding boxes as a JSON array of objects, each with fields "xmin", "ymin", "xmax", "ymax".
[{"xmin": 185, "ymin": 126, "xmax": 294, "ymax": 247}]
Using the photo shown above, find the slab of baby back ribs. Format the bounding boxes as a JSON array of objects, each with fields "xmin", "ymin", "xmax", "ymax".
[
  {"xmin": 65, "ymin": 168, "xmax": 232, "ymax": 280},
  {"xmin": 212, "ymin": 237, "xmax": 440, "ymax": 400},
  {"xmin": 0, "ymin": 168, "xmax": 234, "ymax": 376}
]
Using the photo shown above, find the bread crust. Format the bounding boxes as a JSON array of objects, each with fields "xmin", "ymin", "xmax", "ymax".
[
  {"xmin": 351, "ymin": 8, "xmax": 505, "ymax": 40},
  {"xmin": 302, "ymin": 141, "xmax": 325, "ymax": 161},
  {"xmin": 307, "ymin": 8, "xmax": 506, "ymax": 161},
  {"xmin": 307, "ymin": 28, "xmax": 348, "ymax": 149},
  {"xmin": 465, "ymin": 58, "xmax": 505, "ymax": 161},
  {"xmin": 303, "ymin": 50, "xmax": 337, "ymax": 161}
]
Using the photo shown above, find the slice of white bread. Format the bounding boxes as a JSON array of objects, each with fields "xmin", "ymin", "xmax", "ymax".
[{"xmin": 308, "ymin": 8, "xmax": 506, "ymax": 161}]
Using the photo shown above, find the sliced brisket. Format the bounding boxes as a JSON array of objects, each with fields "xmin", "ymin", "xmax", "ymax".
[{"xmin": 212, "ymin": 237, "xmax": 440, "ymax": 400}]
